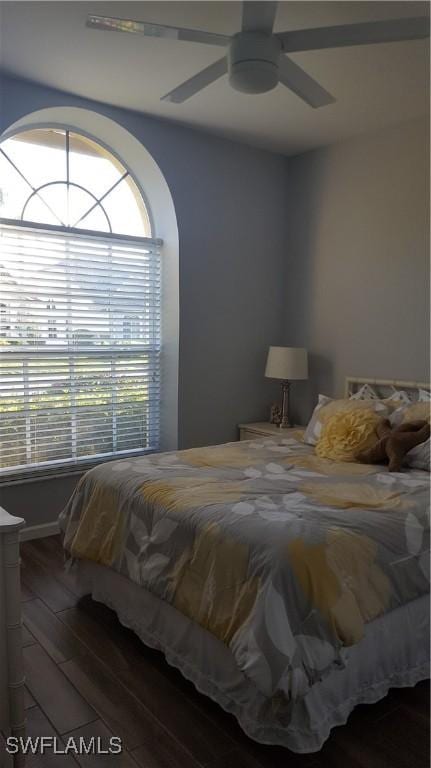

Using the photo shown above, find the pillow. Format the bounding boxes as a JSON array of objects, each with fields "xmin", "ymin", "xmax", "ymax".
[
  {"xmin": 405, "ymin": 438, "xmax": 430, "ymax": 472},
  {"xmin": 400, "ymin": 398, "xmax": 431, "ymax": 471},
  {"xmin": 315, "ymin": 409, "xmax": 383, "ymax": 462},
  {"xmin": 303, "ymin": 394, "xmax": 331, "ymax": 444},
  {"xmin": 303, "ymin": 396, "xmax": 389, "ymax": 446},
  {"xmin": 390, "ymin": 401, "xmax": 431, "ymax": 427},
  {"xmin": 350, "ymin": 384, "xmax": 411, "ymax": 406},
  {"xmin": 383, "ymin": 390, "xmax": 411, "ymax": 407},
  {"xmin": 349, "ymin": 383, "xmax": 379, "ymax": 400}
]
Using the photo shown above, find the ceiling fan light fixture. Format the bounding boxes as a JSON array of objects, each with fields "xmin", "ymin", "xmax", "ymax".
[
  {"xmin": 228, "ymin": 32, "xmax": 281, "ymax": 94},
  {"xmin": 229, "ymin": 60, "xmax": 279, "ymax": 93}
]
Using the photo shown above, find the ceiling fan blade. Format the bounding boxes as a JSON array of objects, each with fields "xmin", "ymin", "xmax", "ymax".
[
  {"xmin": 277, "ymin": 16, "xmax": 429, "ymax": 53},
  {"xmin": 86, "ymin": 15, "xmax": 230, "ymax": 47},
  {"xmin": 161, "ymin": 57, "xmax": 228, "ymax": 103},
  {"xmin": 279, "ymin": 56, "xmax": 335, "ymax": 108},
  {"xmin": 241, "ymin": 2, "xmax": 277, "ymax": 33}
]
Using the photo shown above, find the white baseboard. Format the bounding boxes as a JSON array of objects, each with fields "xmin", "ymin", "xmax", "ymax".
[{"xmin": 20, "ymin": 521, "xmax": 60, "ymax": 542}]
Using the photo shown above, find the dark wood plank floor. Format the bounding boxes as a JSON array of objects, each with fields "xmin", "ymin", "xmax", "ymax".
[{"xmin": 14, "ymin": 536, "xmax": 430, "ymax": 768}]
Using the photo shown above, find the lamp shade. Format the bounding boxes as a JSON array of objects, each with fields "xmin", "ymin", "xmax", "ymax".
[{"xmin": 265, "ymin": 346, "xmax": 308, "ymax": 381}]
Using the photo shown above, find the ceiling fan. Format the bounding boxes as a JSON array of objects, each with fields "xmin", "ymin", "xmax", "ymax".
[{"xmin": 86, "ymin": 2, "xmax": 429, "ymax": 108}]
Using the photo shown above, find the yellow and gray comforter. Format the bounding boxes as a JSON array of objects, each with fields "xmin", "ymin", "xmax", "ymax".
[{"xmin": 59, "ymin": 432, "xmax": 430, "ymax": 702}]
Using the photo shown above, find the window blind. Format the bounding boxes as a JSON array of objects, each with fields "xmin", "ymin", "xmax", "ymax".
[{"xmin": 0, "ymin": 220, "xmax": 162, "ymax": 479}]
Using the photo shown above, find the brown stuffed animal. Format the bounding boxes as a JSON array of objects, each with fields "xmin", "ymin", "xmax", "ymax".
[{"xmin": 355, "ymin": 419, "xmax": 430, "ymax": 472}]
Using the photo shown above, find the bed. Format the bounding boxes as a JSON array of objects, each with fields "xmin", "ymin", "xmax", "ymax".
[{"xmin": 59, "ymin": 376, "xmax": 430, "ymax": 754}]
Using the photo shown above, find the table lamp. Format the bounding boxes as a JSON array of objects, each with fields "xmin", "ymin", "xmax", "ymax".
[{"xmin": 265, "ymin": 346, "xmax": 308, "ymax": 428}]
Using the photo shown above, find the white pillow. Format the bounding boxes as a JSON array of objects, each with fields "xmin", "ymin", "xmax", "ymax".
[
  {"xmin": 303, "ymin": 394, "xmax": 331, "ymax": 445},
  {"xmin": 405, "ymin": 438, "xmax": 430, "ymax": 472},
  {"xmin": 390, "ymin": 389, "xmax": 431, "ymax": 472},
  {"xmin": 349, "ymin": 383, "xmax": 379, "ymax": 400},
  {"xmin": 384, "ymin": 390, "xmax": 411, "ymax": 406},
  {"xmin": 350, "ymin": 384, "xmax": 411, "ymax": 405}
]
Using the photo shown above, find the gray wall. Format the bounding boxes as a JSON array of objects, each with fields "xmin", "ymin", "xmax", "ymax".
[
  {"xmin": 0, "ymin": 73, "xmax": 287, "ymax": 526},
  {"xmin": 0, "ymin": 475, "xmax": 81, "ymax": 531},
  {"xmin": 285, "ymin": 118, "xmax": 430, "ymax": 426}
]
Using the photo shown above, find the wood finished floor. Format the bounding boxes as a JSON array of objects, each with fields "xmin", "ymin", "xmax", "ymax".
[{"xmin": 13, "ymin": 535, "xmax": 430, "ymax": 768}]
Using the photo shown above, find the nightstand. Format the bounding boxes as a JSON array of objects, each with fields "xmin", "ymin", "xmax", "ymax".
[{"xmin": 238, "ymin": 422, "xmax": 303, "ymax": 441}]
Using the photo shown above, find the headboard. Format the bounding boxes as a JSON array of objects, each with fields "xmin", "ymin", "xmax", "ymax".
[{"xmin": 344, "ymin": 377, "xmax": 430, "ymax": 401}]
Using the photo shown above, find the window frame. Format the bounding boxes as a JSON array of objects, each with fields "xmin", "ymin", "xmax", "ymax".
[{"xmin": 0, "ymin": 125, "xmax": 163, "ymax": 485}]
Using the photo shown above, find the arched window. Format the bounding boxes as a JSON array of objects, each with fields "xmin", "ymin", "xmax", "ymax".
[
  {"xmin": 0, "ymin": 127, "xmax": 162, "ymax": 478},
  {"xmin": 0, "ymin": 128, "xmax": 151, "ymax": 236}
]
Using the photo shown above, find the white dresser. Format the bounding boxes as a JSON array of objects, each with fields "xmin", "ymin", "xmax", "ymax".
[{"xmin": 0, "ymin": 508, "xmax": 25, "ymax": 767}]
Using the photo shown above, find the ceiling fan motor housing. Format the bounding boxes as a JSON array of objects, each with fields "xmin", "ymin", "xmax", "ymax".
[{"xmin": 228, "ymin": 32, "xmax": 282, "ymax": 94}]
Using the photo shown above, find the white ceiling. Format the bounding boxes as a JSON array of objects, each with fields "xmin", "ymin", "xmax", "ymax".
[{"xmin": 1, "ymin": 1, "xmax": 429, "ymax": 155}]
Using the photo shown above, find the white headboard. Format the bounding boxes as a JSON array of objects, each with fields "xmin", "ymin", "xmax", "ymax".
[{"xmin": 345, "ymin": 377, "xmax": 430, "ymax": 401}]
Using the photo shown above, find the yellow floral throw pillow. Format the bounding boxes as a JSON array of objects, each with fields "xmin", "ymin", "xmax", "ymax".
[
  {"xmin": 303, "ymin": 396, "xmax": 388, "ymax": 446},
  {"xmin": 316, "ymin": 409, "xmax": 383, "ymax": 463}
]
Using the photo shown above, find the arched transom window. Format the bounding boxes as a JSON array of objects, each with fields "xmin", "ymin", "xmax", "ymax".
[
  {"xmin": 0, "ymin": 128, "xmax": 151, "ymax": 236},
  {"xmin": 0, "ymin": 127, "xmax": 161, "ymax": 479}
]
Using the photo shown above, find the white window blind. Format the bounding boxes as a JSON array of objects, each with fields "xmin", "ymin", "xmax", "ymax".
[{"xmin": 0, "ymin": 220, "xmax": 161, "ymax": 479}]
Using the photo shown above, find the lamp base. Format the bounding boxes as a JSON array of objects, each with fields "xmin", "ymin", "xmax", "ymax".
[{"xmin": 279, "ymin": 381, "xmax": 291, "ymax": 428}]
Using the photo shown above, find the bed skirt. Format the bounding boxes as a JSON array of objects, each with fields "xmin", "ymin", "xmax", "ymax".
[{"xmin": 74, "ymin": 560, "xmax": 430, "ymax": 754}]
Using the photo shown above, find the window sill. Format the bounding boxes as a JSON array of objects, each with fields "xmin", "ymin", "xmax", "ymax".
[{"xmin": 0, "ymin": 449, "xmax": 156, "ymax": 487}]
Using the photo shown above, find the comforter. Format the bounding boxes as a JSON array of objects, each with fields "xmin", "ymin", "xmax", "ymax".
[{"xmin": 59, "ymin": 432, "xmax": 430, "ymax": 707}]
